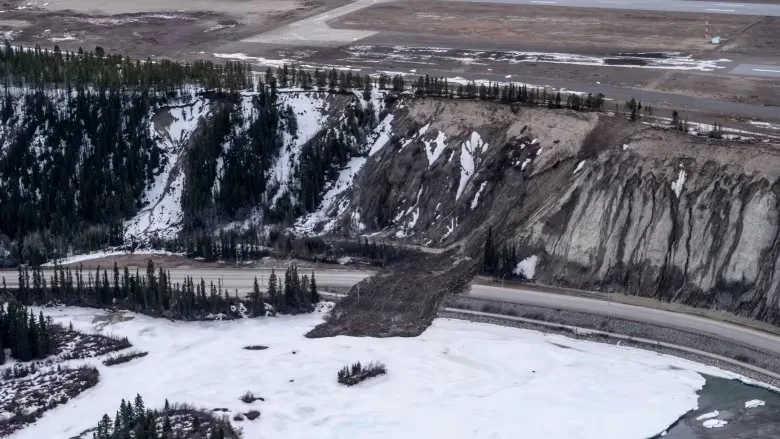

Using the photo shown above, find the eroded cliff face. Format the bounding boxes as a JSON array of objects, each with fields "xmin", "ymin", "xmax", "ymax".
[
  {"xmin": 517, "ymin": 129, "xmax": 780, "ymax": 324},
  {"xmin": 313, "ymin": 98, "xmax": 780, "ymax": 324}
]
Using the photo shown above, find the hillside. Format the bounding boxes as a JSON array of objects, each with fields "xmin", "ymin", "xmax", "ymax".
[
  {"xmin": 305, "ymin": 98, "xmax": 780, "ymax": 327},
  {"xmin": 4, "ymin": 45, "xmax": 780, "ymax": 327}
]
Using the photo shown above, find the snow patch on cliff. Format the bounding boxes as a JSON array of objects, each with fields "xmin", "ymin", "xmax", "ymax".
[
  {"xmin": 456, "ymin": 132, "xmax": 487, "ymax": 200},
  {"xmin": 514, "ymin": 255, "xmax": 539, "ymax": 279},
  {"xmin": 671, "ymin": 169, "xmax": 686, "ymax": 198},
  {"xmin": 124, "ymin": 97, "xmax": 210, "ymax": 243},
  {"xmin": 424, "ymin": 131, "xmax": 448, "ymax": 166},
  {"xmin": 270, "ymin": 92, "xmax": 331, "ymax": 205},
  {"xmin": 471, "ymin": 182, "xmax": 487, "ymax": 210},
  {"xmin": 295, "ymin": 111, "xmax": 395, "ymax": 235}
]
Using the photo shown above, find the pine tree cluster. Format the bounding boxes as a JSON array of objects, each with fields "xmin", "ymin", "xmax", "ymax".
[
  {"xmin": 160, "ymin": 230, "xmax": 408, "ymax": 267},
  {"xmin": 295, "ymin": 96, "xmax": 378, "ymax": 215},
  {"xmin": 0, "ymin": 302, "xmax": 56, "ymax": 364},
  {"xmin": 0, "ymin": 44, "xmax": 253, "ymax": 266},
  {"xmin": 91, "ymin": 395, "xmax": 239, "ymax": 439},
  {"xmin": 0, "ymin": 43, "xmax": 250, "ymax": 91},
  {"xmin": 262, "ymin": 266, "xmax": 320, "ymax": 314},
  {"xmin": 3, "ymin": 261, "xmax": 319, "ymax": 319}
]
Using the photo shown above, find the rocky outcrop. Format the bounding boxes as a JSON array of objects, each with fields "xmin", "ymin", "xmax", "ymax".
[{"xmin": 316, "ymin": 97, "xmax": 780, "ymax": 324}]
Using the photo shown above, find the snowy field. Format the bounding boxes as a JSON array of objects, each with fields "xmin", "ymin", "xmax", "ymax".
[{"xmin": 2, "ymin": 306, "xmax": 749, "ymax": 439}]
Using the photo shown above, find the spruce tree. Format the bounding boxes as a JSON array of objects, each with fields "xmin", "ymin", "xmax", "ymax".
[{"xmin": 310, "ymin": 271, "xmax": 319, "ymax": 303}]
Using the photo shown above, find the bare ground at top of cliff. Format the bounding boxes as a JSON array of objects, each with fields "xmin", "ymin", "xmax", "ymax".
[{"xmin": 306, "ymin": 251, "xmax": 478, "ymax": 338}]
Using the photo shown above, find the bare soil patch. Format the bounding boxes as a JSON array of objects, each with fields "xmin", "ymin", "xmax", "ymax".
[
  {"xmin": 331, "ymin": 1, "xmax": 756, "ymax": 53},
  {"xmin": 651, "ymin": 72, "xmax": 780, "ymax": 107},
  {"xmin": 718, "ymin": 17, "xmax": 780, "ymax": 57}
]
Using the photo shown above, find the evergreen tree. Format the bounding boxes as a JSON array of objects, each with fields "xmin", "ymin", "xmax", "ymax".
[
  {"xmin": 483, "ymin": 226, "xmax": 498, "ymax": 275},
  {"xmin": 310, "ymin": 271, "xmax": 319, "ymax": 303}
]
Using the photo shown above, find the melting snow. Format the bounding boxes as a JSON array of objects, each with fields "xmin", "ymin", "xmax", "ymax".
[
  {"xmin": 442, "ymin": 217, "xmax": 458, "ymax": 240},
  {"xmin": 514, "ymin": 255, "xmax": 539, "ymax": 279},
  {"xmin": 574, "ymin": 160, "xmax": 585, "ymax": 174},
  {"xmin": 471, "ymin": 182, "xmax": 487, "ymax": 210},
  {"xmin": 521, "ymin": 158, "xmax": 532, "ymax": 171},
  {"xmin": 748, "ymin": 121, "xmax": 780, "ymax": 130},
  {"xmin": 671, "ymin": 170, "xmax": 686, "ymax": 198},
  {"xmin": 424, "ymin": 131, "xmax": 448, "ymax": 166},
  {"xmin": 696, "ymin": 410, "xmax": 719, "ymax": 420},
  {"xmin": 212, "ymin": 53, "xmax": 291, "ymax": 68},
  {"xmin": 456, "ymin": 132, "xmax": 487, "ymax": 200},
  {"xmin": 703, "ymin": 419, "xmax": 728, "ymax": 428},
  {"xmin": 745, "ymin": 399, "xmax": 765, "ymax": 409},
  {"xmin": 8, "ymin": 305, "xmax": 743, "ymax": 439},
  {"xmin": 43, "ymin": 249, "xmax": 182, "ymax": 267}
]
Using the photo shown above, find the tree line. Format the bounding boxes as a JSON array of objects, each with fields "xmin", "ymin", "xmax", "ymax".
[
  {"xmin": 0, "ymin": 302, "xmax": 56, "ymax": 365},
  {"xmin": 158, "ymin": 229, "xmax": 411, "ymax": 267},
  {"xmin": 1, "ymin": 42, "xmax": 250, "ymax": 91},
  {"xmin": 3, "ymin": 261, "xmax": 320, "ymax": 319},
  {"xmin": 90, "ymin": 395, "xmax": 239, "ymax": 439}
]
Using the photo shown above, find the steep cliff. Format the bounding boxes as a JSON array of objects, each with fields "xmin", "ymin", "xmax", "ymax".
[{"xmin": 307, "ymin": 98, "xmax": 780, "ymax": 324}]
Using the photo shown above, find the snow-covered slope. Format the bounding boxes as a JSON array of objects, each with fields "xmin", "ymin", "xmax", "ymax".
[
  {"xmin": 123, "ymin": 98, "xmax": 210, "ymax": 244},
  {"xmin": 7, "ymin": 305, "xmax": 744, "ymax": 439},
  {"xmin": 269, "ymin": 91, "xmax": 334, "ymax": 206}
]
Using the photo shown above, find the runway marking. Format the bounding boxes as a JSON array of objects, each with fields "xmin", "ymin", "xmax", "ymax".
[
  {"xmin": 600, "ymin": 1, "xmax": 631, "ymax": 4},
  {"xmin": 705, "ymin": 7, "xmax": 736, "ymax": 11},
  {"xmin": 715, "ymin": 2, "xmax": 745, "ymax": 6},
  {"xmin": 530, "ymin": 1, "xmax": 557, "ymax": 3},
  {"xmin": 753, "ymin": 68, "xmax": 780, "ymax": 73}
]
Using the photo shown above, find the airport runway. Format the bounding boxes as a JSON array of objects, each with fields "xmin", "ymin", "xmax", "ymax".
[
  {"xmin": 455, "ymin": 0, "xmax": 780, "ymax": 16},
  {"xmin": 731, "ymin": 64, "xmax": 780, "ymax": 78}
]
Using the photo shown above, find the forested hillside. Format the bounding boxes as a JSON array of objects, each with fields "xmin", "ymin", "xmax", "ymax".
[
  {"xmin": 0, "ymin": 44, "xmax": 380, "ymax": 265},
  {"xmin": 0, "ymin": 43, "xmax": 252, "ymax": 264}
]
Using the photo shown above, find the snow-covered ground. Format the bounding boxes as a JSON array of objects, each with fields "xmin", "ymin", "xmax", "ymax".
[
  {"xmin": 5, "ymin": 306, "xmax": 748, "ymax": 439},
  {"xmin": 42, "ymin": 249, "xmax": 182, "ymax": 267}
]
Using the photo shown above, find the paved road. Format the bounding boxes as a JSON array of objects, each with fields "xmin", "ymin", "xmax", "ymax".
[
  {"xmin": 732, "ymin": 64, "xmax": 780, "ymax": 78},
  {"xmin": 467, "ymin": 284, "xmax": 780, "ymax": 356},
  {"xmin": 454, "ymin": 0, "xmax": 780, "ymax": 15},
  {"xmin": 242, "ymin": 0, "xmax": 387, "ymax": 46},
  {"xmin": 0, "ymin": 269, "xmax": 374, "ymax": 294},
  {"xmin": 6, "ymin": 265, "xmax": 780, "ymax": 356}
]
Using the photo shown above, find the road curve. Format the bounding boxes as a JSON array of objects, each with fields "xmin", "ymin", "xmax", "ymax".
[
  {"xmin": 468, "ymin": 284, "xmax": 780, "ymax": 356},
  {"xmin": 4, "ymin": 266, "xmax": 780, "ymax": 357}
]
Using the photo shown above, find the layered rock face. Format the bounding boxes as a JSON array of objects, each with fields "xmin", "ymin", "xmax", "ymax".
[
  {"xmin": 517, "ymin": 128, "xmax": 780, "ymax": 323},
  {"xmin": 321, "ymin": 98, "xmax": 780, "ymax": 324}
]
